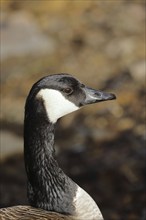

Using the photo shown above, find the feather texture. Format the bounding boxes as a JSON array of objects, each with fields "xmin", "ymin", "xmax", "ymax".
[{"xmin": 0, "ymin": 206, "xmax": 75, "ymax": 220}]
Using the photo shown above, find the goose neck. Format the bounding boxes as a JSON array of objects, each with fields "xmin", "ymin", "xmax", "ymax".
[{"xmin": 24, "ymin": 117, "xmax": 76, "ymax": 214}]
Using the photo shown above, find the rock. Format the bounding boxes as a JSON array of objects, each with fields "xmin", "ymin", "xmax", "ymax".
[
  {"xmin": 1, "ymin": 11, "xmax": 56, "ymax": 60},
  {"xmin": 1, "ymin": 130, "xmax": 23, "ymax": 160},
  {"xmin": 105, "ymin": 37, "xmax": 135, "ymax": 59},
  {"xmin": 117, "ymin": 118, "xmax": 135, "ymax": 131},
  {"xmin": 129, "ymin": 60, "xmax": 145, "ymax": 83}
]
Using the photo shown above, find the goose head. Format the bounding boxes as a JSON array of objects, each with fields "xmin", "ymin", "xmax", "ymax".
[{"xmin": 26, "ymin": 73, "xmax": 116, "ymax": 124}]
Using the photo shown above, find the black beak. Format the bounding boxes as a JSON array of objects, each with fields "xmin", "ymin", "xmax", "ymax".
[{"xmin": 82, "ymin": 87, "xmax": 116, "ymax": 105}]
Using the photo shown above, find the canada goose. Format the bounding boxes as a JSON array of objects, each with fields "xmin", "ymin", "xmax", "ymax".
[{"xmin": 0, "ymin": 74, "xmax": 116, "ymax": 220}]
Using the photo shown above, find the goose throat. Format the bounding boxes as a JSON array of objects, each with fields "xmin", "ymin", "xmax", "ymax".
[{"xmin": 24, "ymin": 118, "xmax": 77, "ymax": 215}]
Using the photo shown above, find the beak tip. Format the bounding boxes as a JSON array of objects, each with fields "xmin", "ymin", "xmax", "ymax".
[
  {"xmin": 83, "ymin": 87, "xmax": 116, "ymax": 105},
  {"xmin": 109, "ymin": 93, "xmax": 116, "ymax": 100}
]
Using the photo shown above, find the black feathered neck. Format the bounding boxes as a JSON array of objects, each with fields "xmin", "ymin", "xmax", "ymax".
[{"xmin": 24, "ymin": 95, "xmax": 77, "ymax": 215}]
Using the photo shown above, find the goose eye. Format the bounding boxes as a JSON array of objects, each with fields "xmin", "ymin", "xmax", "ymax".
[{"xmin": 63, "ymin": 88, "xmax": 73, "ymax": 95}]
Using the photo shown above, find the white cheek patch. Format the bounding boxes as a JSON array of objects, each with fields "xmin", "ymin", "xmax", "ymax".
[{"xmin": 37, "ymin": 89, "xmax": 79, "ymax": 123}]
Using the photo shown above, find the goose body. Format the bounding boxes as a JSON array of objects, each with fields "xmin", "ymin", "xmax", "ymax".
[{"xmin": 0, "ymin": 74, "xmax": 116, "ymax": 220}]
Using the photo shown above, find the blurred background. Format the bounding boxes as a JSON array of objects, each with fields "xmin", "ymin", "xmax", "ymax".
[{"xmin": 0, "ymin": 1, "xmax": 145, "ymax": 220}]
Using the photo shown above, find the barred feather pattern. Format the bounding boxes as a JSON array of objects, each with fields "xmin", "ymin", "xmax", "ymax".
[{"xmin": 0, "ymin": 206, "xmax": 75, "ymax": 220}]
